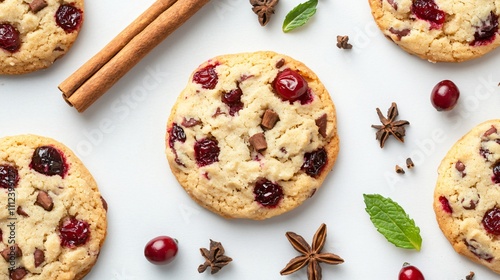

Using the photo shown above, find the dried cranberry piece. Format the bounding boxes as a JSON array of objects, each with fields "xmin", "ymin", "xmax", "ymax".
[
  {"xmin": 221, "ymin": 87, "xmax": 244, "ymax": 116},
  {"xmin": 55, "ymin": 4, "xmax": 83, "ymax": 33},
  {"xmin": 439, "ymin": 196, "xmax": 452, "ymax": 214},
  {"xmin": 168, "ymin": 123, "xmax": 186, "ymax": 149},
  {"xmin": 297, "ymin": 88, "xmax": 314, "ymax": 105},
  {"xmin": 0, "ymin": 165, "xmax": 18, "ymax": 189},
  {"xmin": 273, "ymin": 69, "xmax": 308, "ymax": 101},
  {"xmin": 194, "ymin": 138, "xmax": 220, "ymax": 167},
  {"xmin": 301, "ymin": 148, "xmax": 327, "ymax": 177},
  {"xmin": 0, "ymin": 23, "xmax": 21, "ymax": 53},
  {"xmin": 58, "ymin": 217, "xmax": 90, "ymax": 248},
  {"xmin": 492, "ymin": 162, "xmax": 500, "ymax": 184},
  {"xmin": 30, "ymin": 146, "xmax": 67, "ymax": 177},
  {"xmin": 471, "ymin": 12, "xmax": 499, "ymax": 46},
  {"xmin": 482, "ymin": 207, "xmax": 500, "ymax": 235},
  {"xmin": 411, "ymin": 0, "xmax": 445, "ymax": 29},
  {"xmin": 167, "ymin": 123, "xmax": 186, "ymax": 166},
  {"xmin": 254, "ymin": 179, "xmax": 283, "ymax": 207},
  {"xmin": 480, "ymin": 147, "xmax": 491, "ymax": 159},
  {"xmin": 193, "ymin": 64, "xmax": 218, "ymax": 89}
]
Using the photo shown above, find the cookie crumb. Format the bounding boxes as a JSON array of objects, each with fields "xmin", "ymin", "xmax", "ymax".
[
  {"xmin": 395, "ymin": 165, "xmax": 405, "ymax": 174},
  {"xmin": 336, "ymin": 35, "xmax": 352, "ymax": 49}
]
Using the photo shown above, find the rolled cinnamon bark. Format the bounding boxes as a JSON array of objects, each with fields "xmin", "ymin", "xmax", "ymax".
[{"xmin": 60, "ymin": 0, "xmax": 210, "ymax": 112}]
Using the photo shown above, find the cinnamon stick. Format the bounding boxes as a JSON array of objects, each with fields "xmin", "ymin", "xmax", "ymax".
[{"xmin": 59, "ymin": 0, "xmax": 210, "ymax": 112}]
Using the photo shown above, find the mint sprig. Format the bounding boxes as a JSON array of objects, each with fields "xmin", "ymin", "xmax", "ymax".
[
  {"xmin": 363, "ymin": 194, "xmax": 422, "ymax": 251},
  {"xmin": 282, "ymin": 0, "xmax": 318, "ymax": 33}
]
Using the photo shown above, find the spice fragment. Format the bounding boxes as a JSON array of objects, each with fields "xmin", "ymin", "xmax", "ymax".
[
  {"xmin": 336, "ymin": 35, "xmax": 352, "ymax": 49},
  {"xmin": 198, "ymin": 240, "xmax": 232, "ymax": 274}
]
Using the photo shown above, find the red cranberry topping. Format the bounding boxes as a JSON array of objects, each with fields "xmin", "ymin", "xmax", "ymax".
[
  {"xmin": 0, "ymin": 23, "xmax": 21, "ymax": 53},
  {"xmin": 0, "ymin": 165, "xmax": 18, "ymax": 189},
  {"xmin": 58, "ymin": 217, "xmax": 90, "ymax": 248},
  {"xmin": 221, "ymin": 87, "xmax": 244, "ymax": 116},
  {"xmin": 30, "ymin": 146, "xmax": 67, "ymax": 177},
  {"xmin": 297, "ymin": 88, "xmax": 314, "ymax": 105},
  {"xmin": 194, "ymin": 138, "xmax": 220, "ymax": 167},
  {"xmin": 430, "ymin": 80, "xmax": 460, "ymax": 111},
  {"xmin": 254, "ymin": 179, "xmax": 283, "ymax": 207},
  {"xmin": 483, "ymin": 207, "xmax": 500, "ymax": 235},
  {"xmin": 411, "ymin": 0, "xmax": 445, "ymax": 29},
  {"xmin": 168, "ymin": 123, "xmax": 186, "ymax": 149},
  {"xmin": 301, "ymin": 148, "xmax": 327, "ymax": 177},
  {"xmin": 55, "ymin": 4, "xmax": 83, "ymax": 33},
  {"xmin": 144, "ymin": 236, "xmax": 178, "ymax": 265},
  {"xmin": 439, "ymin": 196, "xmax": 452, "ymax": 214},
  {"xmin": 493, "ymin": 162, "xmax": 500, "ymax": 184},
  {"xmin": 464, "ymin": 239, "xmax": 494, "ymax": 261},
  {"xmin": 273, "ymin": 69, "xmax": 308, "ymax": 101},
  {"xmin": 472, "ymin": 12, "xmax": 499, "ymax": 46},
  {"xmin": 193, "ymin": 64, "xmax": 218, "ymax": 89},
  {"xmin": 168, "ymin": 123, "xmax": 186, "ymax": 166}
]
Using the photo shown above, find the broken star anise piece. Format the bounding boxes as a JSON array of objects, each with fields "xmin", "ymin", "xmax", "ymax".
[
  {"xmin": 280, "ymin": 223, "xmax": 344, "ymax": 280},
  {"xmin": 371, "ymin": 102, "xmax": 410, "ymax": 148},
  {"xmin": 198, "ymin": 239, "xmax": 233, "ymax": 274},
  {"xmin": 250, "ymin": 0, "xmax": 279, "ymax": 26}
]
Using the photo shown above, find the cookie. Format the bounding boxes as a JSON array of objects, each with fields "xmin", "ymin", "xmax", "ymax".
[
  {"xmin": 368, "ymin": 0, "xmax": 500, "ymax": 62},
  {"xmin": 0, "ymin": 134, "xmax": 107, "ymax": 279},
  {"xmin": 0, "ymin": 0, "xmax": 84, "ymax": 75},
  {"xmin": 434, "ymin": 120, "xmax": 500, "ymax": 274},
  {"xmin": 165, "ymin": 51, "xmax": 339, "ymax": 220}
]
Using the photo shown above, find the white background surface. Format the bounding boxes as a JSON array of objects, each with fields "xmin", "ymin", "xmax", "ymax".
[{"xmin": 1, "ymin": 0, "xmax": 500, "ymax": 279}]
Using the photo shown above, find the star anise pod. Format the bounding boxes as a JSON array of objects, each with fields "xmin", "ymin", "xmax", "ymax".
[
  {"xmin": 371, "ymin": 102, "xmax": 410, "ymax": 148},
  {"xmin": 250, "ymin": 0, "xmax": 279, "ymax": 26},
  {"xmin": 280, "ymin": 223, "xmax": 344, "ymax": 280},
  {"xmin": 198, "ymin": 239, "xmax": 232, "ymax": 274}
]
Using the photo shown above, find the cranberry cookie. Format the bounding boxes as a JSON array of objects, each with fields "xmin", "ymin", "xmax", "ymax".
[
  {"xmin": 434, "ymin": 120, "xmax": 500, "ymax": 274},
  {"xmin": 165, "ymin": 51, "xmax": 339, "ymax": 220},
  {"xmin": 368, "ymin": 0, "xmax": 500, "ymax": 62},
  {"xmin": 0, "ymin": 135, "xmax": 107, "ymax": 279},
  {"xmin": 0, "ymin": 0, "xmax": 84, "ymax": 74}
]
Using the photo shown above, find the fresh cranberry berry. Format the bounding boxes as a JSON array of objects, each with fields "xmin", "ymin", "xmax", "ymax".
[
  {"xmin": 301, "ymin": 148, "xmax": 327, "ymax": 177},
  {"xmin": 411, "ymin": 0, "xmax": 445, "ymax": 29},
  {"xmin": 0, "ymin": 23, "xmax": 21, "ymax": 53},
  {"xmin": 254, "ymin": 179, "xmax": 283, "ymax": 207},
  {"xmin": 144, "ymin": 236, "xmax": 178, "ymax": 265},
  {"xmin": 472, "ymin": 12, "xmax": 499, "ymax": 46},
  {"xmin": 439, "ymin": 196, "xmax": 453, "ymax": 214},
  {"xmin": 430, "ymin": 80, "xmax": 460, "ymax": 111},
  {"xmin": 168, "ymin": 123, "xmax": 186, "ymax": 149},
  {"xmin": 398, "ymin": 263, "xmax": 425, "ymax": 280},
  {"xmin": 55, "ymin": 4, "xmax": 83, "ymax": 33},
  {"xmin": 30, "ymin": 146, "xmax": 67, "ymax": 177},
  {"xmin": 222, "ymin": 87, "xmax": 244, "ymax": 116},
  {"xmin": 492, "ymin": 162, "xmax": 500, "ymax": 184},
  {"xmin": 58, "ymin": 217, "xmax": 90, "ymax": 248},
  {"xmin": 0, "ymin": 165, "xmax": 18, "ymax": 189},
  {"xmin": 273, "ymin": 69, "xmax": 308, "ymax": 101},
  {"xmin": 483, "ymin": 207, "xmax": 500, "ymax": 235},
  {"xmin": 193, "ymin": 64, "xmax": 218, "ymax": 89},
  {"xmin": 194, "ymin": 138, "xmax": 220, "ymax": 167}
]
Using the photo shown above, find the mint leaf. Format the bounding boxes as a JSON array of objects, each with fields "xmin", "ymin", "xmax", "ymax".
[
  {"xmin": 282, "ymin": 0, "xmax": 318, "ymax": 33},
  {"xmin": 363, "ymin": 194, "xmax": 422, "ymax": 251}
]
